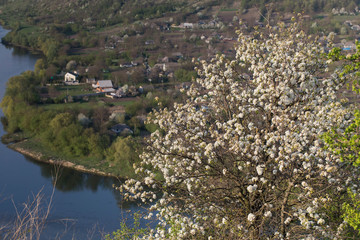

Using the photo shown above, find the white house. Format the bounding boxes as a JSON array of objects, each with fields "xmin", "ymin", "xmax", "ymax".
[
  {"xmin": 64, "ymin": 72, "xmax": 79, "ymax": 85},
  {"xmin": 183, "ymin": 23, "xmax": 194, "ymax": 28}
]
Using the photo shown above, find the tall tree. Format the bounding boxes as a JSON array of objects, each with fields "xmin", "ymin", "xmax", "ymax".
[{"xmin": 120, "ymin": 21, "xmax": 358, "ymax": 239}]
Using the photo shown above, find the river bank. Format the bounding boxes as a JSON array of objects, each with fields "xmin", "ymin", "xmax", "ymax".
[
  {"xmin": 6, "ymin": 137, "xmax": 131, "ymax": 179},
  {"xmin": 8, "ymin": 140, "xmax": 118, "ymax": 177},
  {"xmin": 1, "ymin": 37, "xmax": 43, "ymax": 55},
  {"xmin": 0, "ymin": 24, "xmax": 43, "ymax": 54}
]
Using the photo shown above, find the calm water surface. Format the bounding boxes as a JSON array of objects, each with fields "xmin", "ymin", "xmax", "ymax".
[{"xmin": 0, "ymin": 26, "xmax": 140, "ymax": 239}]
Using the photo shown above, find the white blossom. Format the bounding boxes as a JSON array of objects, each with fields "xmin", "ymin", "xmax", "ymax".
[
  {"xmin": 247, "ymin": 185, "xmax": 257, "ymax": 193},
  {"xmin": 256, "ymin": 165, "xmax": 265, "ymax": 175},
  {"xmin": 264, "ymin": 211, "xmax": 272, "ymax": 218},
  {"xmin": 247, "ymin": 213, "xmax": 256, "ymax": 222},
  {"xmin": 119, "ymin": 21, "xmax": 354, "ymax": 240}
]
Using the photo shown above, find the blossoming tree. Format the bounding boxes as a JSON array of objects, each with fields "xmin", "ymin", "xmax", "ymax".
[{"xmin": 120, "ymin": 21, "xmax": 359, "ymax": 239}]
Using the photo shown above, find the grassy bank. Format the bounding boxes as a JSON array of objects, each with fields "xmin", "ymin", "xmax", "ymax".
[{"xmin": 8, "ymin": 138, "xmax": 132, "ymax": 178}]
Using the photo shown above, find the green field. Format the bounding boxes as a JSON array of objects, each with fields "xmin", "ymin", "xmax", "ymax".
[
  {"xmin": 111, "ymin": 100, "xmax": 135, "ymax": 107},
  {"xmin": 332, "ymin": 15, "xmax": 360, "ymax": 23},
  {"xmin": 55, "ymin": 85, "xmax": 90, "ymax": 96},
  {"xmin": 220, "ymin": 8, "xmax": 237, "ymax": 12},
  {"xmin": 41, "ymin": 97, "xmax": 135, "ymax": 111},
  {"xmin": 19, "ymin": 25, "xmax": 41, "ymax": 34},
  {"xmin": 41, "ymin": 101, "xmax": 106, "ymax": 111}
]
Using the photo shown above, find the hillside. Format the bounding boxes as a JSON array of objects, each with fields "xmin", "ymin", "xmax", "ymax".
[
  {"xmin": 0, "ymin": 0, "xmax": 359, "ymax": 91},
  {"xmin": 1, "ymin": 0, "xmax": 360, "ymax": 33},
  {"xmin": 0, "ymin": 0, "xmax": 359, "ymax": 83},
  {"xmin": 0, "ymin": 0, "xmax": 212, "ymax": 27}
]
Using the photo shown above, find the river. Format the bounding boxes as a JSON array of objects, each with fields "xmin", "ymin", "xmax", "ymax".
[{"xmin": 0, "ymin": 26, "xmax": 141, "ymax": 239}]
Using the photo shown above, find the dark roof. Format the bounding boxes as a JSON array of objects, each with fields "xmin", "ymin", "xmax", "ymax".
[
  {"xmin": 111, "ymin": 124, "xmax": 132, "ymax": 133},
  {"xmin": 67, "ymin": 71, "xmax": 79, "ymax": 76}
]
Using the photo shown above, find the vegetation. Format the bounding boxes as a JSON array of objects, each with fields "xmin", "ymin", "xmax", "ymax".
[
  {"xmin": 322, "ymin": 41, "xmax": 360, "ymax": 237},
  {"xmin": 40, "ymin": 112, "xmax": 109, "ymax": 157},
  {"xmin": 105, "ymin": 137, "xmax": 142, "ymax": 178},
  {"xmin": 174, "ymin": 69, "xmax": 197, "ymax": 82},
  {"xmin": 105, "ymin": 212, "xmax": 150, "ymax": 240}
]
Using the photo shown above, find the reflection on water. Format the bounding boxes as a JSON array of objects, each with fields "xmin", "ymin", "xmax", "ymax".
[
  {"xmin": 11, "ymin": 46, "xmax": 36, "ymax": 56},
  {"xmin": 24, "ymin": 156, "xmax": 142, "ymax": 210},
  {"xmin": 32, "ymin": 157, "xmax": 115, "ymax": 192}
]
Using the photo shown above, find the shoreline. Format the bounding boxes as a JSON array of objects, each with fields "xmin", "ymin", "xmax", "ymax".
[
  {"xmin": 0, "ymin": 25, "xmax": 44, "ymax": 55},
  {"xmin": 8, "ymin": 141, "xmax": 119, "ymax": 178},
  {"xmin": 1, "ymin": 39, "xmax": 43, "ymax": 55}
]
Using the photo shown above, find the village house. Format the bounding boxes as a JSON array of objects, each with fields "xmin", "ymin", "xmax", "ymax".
[
  {"xmin": 119, "ymin": 60, "xmax": 139, "ymax": 68},
  {"xmin": 145, "ymin": 40, "xmax": 155, "ymax": 45},
  {"xmin": 343, "ymin": 41, "xmax": 357, "ymax": 51},
  {"xmin": 351, "ymin": 25, "xmax": 360, "ymax": 31},
  {"xmin": 119, "ymin": 62, "xmax": 133, "ymax": 68},
  {"xmin": 110, "ymin": 124, "xmax": 133, "ymax": 136},
  {"xmin": 171, "ymin": 52, "xmax": 183, "ymax": 60},
  {"xmin": 64, "ymin": 72, "xmax": 79, "ymax": 85},
  {"xmin": 183, "ymin": 23, "xmax": 194, "ymax": 29},
  {"xmin": 92, "ymin": 80, "xmax": 115, "ymax": 93},
  {"xmin": 344, "ymin": 20, "xmax": 353, "ymax": 26}
]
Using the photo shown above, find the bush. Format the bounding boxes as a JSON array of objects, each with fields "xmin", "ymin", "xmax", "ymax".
[{"xmin": 105, "ymin": 136, "xmax": 141, "ymax": 178}]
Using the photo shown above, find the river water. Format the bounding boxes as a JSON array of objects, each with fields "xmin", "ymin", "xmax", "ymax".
[{"xmin": 0, "ymin": 26, "xmax": 140, "ymax": 239}]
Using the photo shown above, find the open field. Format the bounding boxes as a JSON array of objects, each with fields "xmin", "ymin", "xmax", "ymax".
[{"xmin": 41, "ymin": 101, "xmax": 105, "ymax": 111}]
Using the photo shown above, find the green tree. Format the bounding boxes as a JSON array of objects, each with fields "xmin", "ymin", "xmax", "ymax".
[
  {"xmin": 1, "ymin": 71, "xmax": 41, "ymax": 132},
  {"xmin": 85, "ymin": 128, "xmax": 109, "ymax": 157},
  {"xmin": 49, "ymin": 112, "xmax": 74, "ymax": 132},
  {"xmin": 174, "ymin": 69, "xmax": 197, "ymax": 82},
  {"xmin": 342, "ymin": 189, "xmax": 360, "ymax": 233},
  {"xmin": 40, "ymin": 39, "xmax": 59, "ymax": 61},
  {"xmin": 3, "ymin": 71, "xmax": 40, "ymax": 105},
  {"xmin": 105, "ymin": 212, "xmax": 149, "ymax": 240},
  {"xmin": 34, "ymin": 59, "xmax": 46, "ymax": 74},
  {"xmin": 106, "ymin": 137, "xmax": 141, "ymax": 178},
  {"xmin": 322, "ymin": 40, "xmax": 360, "ymax": 236}
]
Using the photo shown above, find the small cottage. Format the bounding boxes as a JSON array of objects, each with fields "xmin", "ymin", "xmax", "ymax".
[
  {"xmin": 110, "ymin": 124, "xmax": 133, "ymax": 135},
  {"xmin": 145, "ymin": 40, "xmax": 155, "ymax": 45},
  {"xmin": 183, "ymin": 23, "xmax": 194, "ymax": 29},
  {"xmin": 343, "ymin": 41, "xmax": 356, "ymax": 51},
  {"xmin": 92, "ymin": 80, "xmax": 115, "ymax": 93},
  {"xmin": 64, "ymin": 72, "xmax": 79, "ymax": 85}
]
